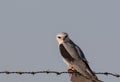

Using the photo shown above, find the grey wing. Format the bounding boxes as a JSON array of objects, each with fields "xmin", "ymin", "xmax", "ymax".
[
  {"xmin": 69, "ymin": 40, "xmax": 88, "ymax": 63},
  {"xmin": 74, "ymin": 44, "xmax": 88, "ymax": 63},
  {"xmin": 68, "ymin": 40, "xmax": 100, "ymax": 81},
  {"xmin": 69, "ymin": 40, "xmax": 96, "ymax": 75}
]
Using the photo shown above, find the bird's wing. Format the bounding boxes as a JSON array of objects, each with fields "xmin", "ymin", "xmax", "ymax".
[
  {"xmin": 59, "ymin": 43, "xmax": 74, "ymax": 61},
  {"xmin": 74, "ymin": 44, "xmax": 88, "ymax": 63},
  {"xmin": 67, "ymin": 40, "xmax": 96, "ymax": 76},
  {"xmin": 68, "ymin": 40, "xmax": 88, "ymax": 62},
  {"xmin": 61, "ymin": 40, "xmax": 100, "ymax": 81}
]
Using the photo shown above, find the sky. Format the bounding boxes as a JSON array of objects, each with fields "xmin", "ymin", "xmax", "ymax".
[{"xmin": 0, "ymin": 0, "xmax": 120, "ymax": 82}]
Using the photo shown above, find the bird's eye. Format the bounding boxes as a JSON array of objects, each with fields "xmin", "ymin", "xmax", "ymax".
[{"xmin": 58, "ymin": 36, "xmax": 61, "ymax": 39}]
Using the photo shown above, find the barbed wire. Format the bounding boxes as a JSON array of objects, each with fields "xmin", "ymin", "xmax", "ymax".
[{"xmin": 0, "ymin": 70, "xmax": 119, "ymax": 78}]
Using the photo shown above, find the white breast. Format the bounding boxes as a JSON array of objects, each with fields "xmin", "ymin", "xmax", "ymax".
[{"xmin": 62, "ymin": 58, "xmax": 71, "ymax": 67}]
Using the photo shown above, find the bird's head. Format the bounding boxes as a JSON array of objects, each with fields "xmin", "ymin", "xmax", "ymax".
[{"xmin": 56, "ymin": 32, "xmax": 70, "ymax": 44}]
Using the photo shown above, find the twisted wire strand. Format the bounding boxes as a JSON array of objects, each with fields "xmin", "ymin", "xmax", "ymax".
[{"xmin": 0, "ymin": 70, "xmax": 119, "ymax": 78}]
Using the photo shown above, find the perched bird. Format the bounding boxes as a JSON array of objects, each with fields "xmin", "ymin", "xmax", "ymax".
[{"xmin": 56, "ymin": 32, "xmax": 100, "ymax": 82}]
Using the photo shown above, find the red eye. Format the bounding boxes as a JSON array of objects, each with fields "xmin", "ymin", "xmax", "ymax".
[{"xmin": 58, "ymin": 36, "xmax": 61, "ymax": 39}]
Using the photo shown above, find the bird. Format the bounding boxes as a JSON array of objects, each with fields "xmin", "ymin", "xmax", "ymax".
[{"xmin": 56, "ymin": 32, "xmax": 100, "ymax": 82}]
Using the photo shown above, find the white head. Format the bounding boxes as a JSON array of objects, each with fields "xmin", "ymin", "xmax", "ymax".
[{"xmin": 56, "ymin": 32, "xmax": 70, "ymax": 44}]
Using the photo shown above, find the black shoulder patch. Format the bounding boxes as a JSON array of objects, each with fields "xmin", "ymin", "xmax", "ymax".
[{"xmin": 59, "ymin": 44, "xmax": 74, "ymax": 61}]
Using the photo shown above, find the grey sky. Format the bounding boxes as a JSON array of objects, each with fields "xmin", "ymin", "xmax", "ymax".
[{"xmin": 0, "ymin": 0, "xmax": 120, "ymax": 82}]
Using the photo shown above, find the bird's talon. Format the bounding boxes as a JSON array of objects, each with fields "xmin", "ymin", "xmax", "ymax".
[{"xmin": 68, "ymin": 67, "xmax": 75, "ymax": 71}]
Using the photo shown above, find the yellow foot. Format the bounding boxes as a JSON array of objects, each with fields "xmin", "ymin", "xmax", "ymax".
[{"xmin": 68, "ymin": 66, "xmax": 75, "ymax": 71}]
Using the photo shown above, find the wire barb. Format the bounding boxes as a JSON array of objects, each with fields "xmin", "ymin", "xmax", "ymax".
[{"xmin": 95, "ymin": 72, "xmax": 120, "ymax": 78}]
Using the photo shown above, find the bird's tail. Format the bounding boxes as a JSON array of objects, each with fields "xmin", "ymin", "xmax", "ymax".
[{"xmin": 70, "ymin": 60, "xmax": 102, "ymax": 82}]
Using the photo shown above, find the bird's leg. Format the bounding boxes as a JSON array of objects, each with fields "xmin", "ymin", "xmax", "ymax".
[{"xmin": 68, "ymin": 66, "xmax": 75, "ymax": 71}]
